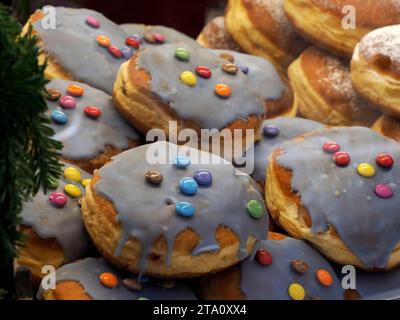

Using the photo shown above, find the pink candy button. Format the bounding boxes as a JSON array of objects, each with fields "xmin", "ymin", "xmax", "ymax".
[
  {"xmin": 59, "ymin": 96, "xmax": 76, "ymax": 109},
  {"xmin": 375, "ymin": 184, "xmax": 394, "ymax": 199},
  {"xmin": 86, "ymin": 16, "xmax": 100, "ymax": 29},
  {"xmin": 49, "ymin": 192, "xmax": 68, "ymax": 208}
]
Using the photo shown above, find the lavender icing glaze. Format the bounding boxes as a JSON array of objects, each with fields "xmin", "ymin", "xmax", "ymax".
[
  {"xmin": 38, "ymin": 257, "xmax": 197, "ymax": 300},
  {"xmin": 21, "ymin": 163, "xmax": 90, "ymax": 262},
  {"xmin": 240, "ymin": 238, "xmax": 343, "ymax": 300},
  {"xmin": 277, "ymin": 127, "xmax": 400, "ymax": 268},
  {"xmin": 45, "ymin": 79, "xmax": 139, "ymax": 161},
  {"xmin": 94, "ymin": 141, "xmax": 269, "ymax": 271},
  {"xmin": 135, "ymin": 43, "xmax": 266, "ymax": 129}
]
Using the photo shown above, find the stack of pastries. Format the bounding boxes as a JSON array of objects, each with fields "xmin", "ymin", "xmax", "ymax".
[{"xmin": 18, "ymin": 2, "xmax": 400, "ymax": 300}]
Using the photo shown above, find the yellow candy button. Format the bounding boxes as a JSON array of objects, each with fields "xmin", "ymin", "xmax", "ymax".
[
  {"xmin": 288, "ymin": 283, "xmax": 305, "ymax": 300},
  {"xmin": 64, "ymin": 184, "xmax": 82, "ymax": 198},
  {"xmin": 64, "ymin": 167, "xmax": 81, "ymax": 182},
  {"xmin": 357, "ymin": 163, "xmax": 375, "ymax": 178},
  {"xmin": 180, "ymin": 71, "xmax": 197, "ymax": 87},
  {"xmin": 81, "ymin": 178, "xmax": 92, "ymax": 187}
]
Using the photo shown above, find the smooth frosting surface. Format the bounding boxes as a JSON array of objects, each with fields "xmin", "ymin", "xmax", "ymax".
[
  {"xmin": 278, "ymin": 127, "xmax": 400, "ymax": 268},
  {"xmin": 45, "ymin": 79, "xmax": 139, "ymax": 161},
  {"xmin": 136, "ymin": 43, "xmax": 266, "ymax": 129},
  {"xmin": 21, "ymin": 163, "xmax": 90, "ymax": 262},
  {"xmin": 241, "ymin": 238, "xmax": 343, "ymax": 300},
  {"xmin": 94, "ymin": 142, "xmax": 269, "ymax": 271}
]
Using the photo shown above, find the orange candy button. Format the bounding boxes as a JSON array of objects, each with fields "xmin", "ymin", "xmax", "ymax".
[
  {"xmin": 67, "ymin": 84, "xmax": 84, "ymax": 97},
  {"xmin": 96, "ymin": 34, "xmax": 111, "ymax": 47},
  {"xmin": 215, "ymin": 84, "xmax": 231, "ymax": 98},
  {"xmin": 316, "ymin": 269, "xmax": 333, "ymax": 287},
  {"xmin": 100, "ymin": 272, "xmax": 118, "ymax": 288}
]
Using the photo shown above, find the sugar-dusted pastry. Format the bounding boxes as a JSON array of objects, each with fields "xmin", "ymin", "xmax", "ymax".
[
  {"xmin": 39, "ymin": 258, "xmax": 197, "ymax": 300},
  {"xmin": 266, "ymin": 127, "xmax": 400, "ymax": 270},
  {"xmin": 288, "ymin": 47, "xmax": 380, "ymax": 126},
  {"xmin": 214, "ymin": 49, "xmax": 296, "ymax": 118},
  {"xmin": 351, "ymin": 25, "xmax": 400, "ymax": 118},
  {"xmin": 196, "ymin": 16, "xmax": 243, "ymax": 52},
  {"xmin": 82, "ymin": 141, "xmax": 269, "ymax": 278},
  {"xmin": 18, "ymin": 163, "xmax": 91, "ymax": 283},
  {"xmin": 44, "ymin": 79, "xmax": 140, "ymax": 172},
  {"xmin": 373, "ymin": 116, "xmax": 400, "ymax": 143},
  {"xmin": 284, "ymin": 0, "xmax": 400, "ymax": 58},
  {"xmin": 225, "ymin": 0, "xmax": 308, "ymax": 67},
  {"xmin": 199, "ymin": 233, "xmax": 344, "ymax": 300}
]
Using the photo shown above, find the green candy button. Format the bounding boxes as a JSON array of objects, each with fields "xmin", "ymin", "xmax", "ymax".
[
  {"xmin": 175, "ymin": 47, "xmax": 190, "ymax": 61},
  {"xmin": 46, "ymin": 176, "xmax": 59, "ymax": 189},
  {"xmin": 247, "ymin": 200, "xmax": 264, "ymax": 219}
]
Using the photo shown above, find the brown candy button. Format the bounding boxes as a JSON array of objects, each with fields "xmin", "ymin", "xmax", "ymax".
[
  {"xmin": 145, "ymin": 170, "xmax": 163, "ymax": 185},
  {"xmin": 344, "ymin": 289, "xmax": 361, "ymax": 300},
  {"xmin": 219, "ymin": 53, "xmax": 234, "ymax": 63},
  {"xmin": 158, "ymin": 280, "xmax": 175, "ymax": 289},
  {"xmin": 144, "ymin": 33, "xmax": 156, "ymax": 44},
  {"xmin": 123, "ymin": 278, "xmax": 142, "ymax": 291},
  {"xmin": 221, "ymin": 63, "xmax": 238, "ymax": 75},
  {"xmin": 291, "ymin": 259, "xmax": 309, "ymax": 274},
  {"xmin": 45, "ymin": 88, "xmax": 61, "ymax": 101}
]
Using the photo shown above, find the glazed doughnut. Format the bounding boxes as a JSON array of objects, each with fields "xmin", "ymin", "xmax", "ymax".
[
  {"xmin": 44, "ymin": 79, "xmax": 140, "ymax": 173},
  {"xmin": 266, "ymin": 126, "xmax": 400, "ymax": 270},
  {"xmin": 351, "ymin": 25, "xmax": 400, "ymax": 118},
  {"xmin": 373, "ymin": 116, "xmax": 400, "ymax": 143},
  {"xmin": 113, "ymin": 43, "xmax": 267, "ymax": 145},
  {"xmin": 18, "ymin": 163, "xmax": 91, "ymax": 283},
  {"xmin": 284, "ymin": 0, "xmax": 400, "ymax": 58},
  {"xmin": 214, "ymin": 49, "xmax": 296, "ymax": 118},
  {"xmin": 249, "ymin": 117, "xmax": 323, "ymax": 184},
  {"xmin": 199, "ymin": 233, "xmax": 343, "ymax": 300},
  {"xmin": 289, "ymin": 47, "xmax": 381, "ymax": 126},
  {"xmin": 196, "ymin": 16, "xmax": 243, "ymax": 52},
  {"xmin": 225, "ymin": 0, "xmax": 308, "ymax": 68},
  {"xmin": 39, "ymin": 258, "xmax": 197, "ymax": 300},
  {"xmin": 82, "ymin": 141, "xmax": 269, "ymax": 278}
]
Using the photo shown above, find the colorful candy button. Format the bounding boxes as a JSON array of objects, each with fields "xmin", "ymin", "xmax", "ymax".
[
  {"xmin": 288, "ymin": 283, "xmax": 305, "ymax": 300},
  {"xmin": 99, "ymin": 272, "xmax": 118, "ymax": 288},
  {"xmin": 131, "ymin": 33, "xmax": 142, "ymax": 43},
  {"xmin": 45, "ymin": 88, "xmax": 61, "ymax": 101},
  {"xmin": 376, "ymin": 153, "xmax": 394, "ymax": 168},
  {"xmin": 64, "ymin": 184, "xmax": 82, "ymax": 198},
  {"xmin": 121, "ymin": 47, "xmax": 133, "ymax": 59},
  {"xmin": 256, "ymin": 249, "xmax": 272, "ymax": 265},
  {"xmin": 47, "ymin": 176, "xmax": 59, "ymax": 189},
  {"xmin": 176, "ymin": 201, "xmax": 195, "ymax": 217},
  {"xmin": 179, "ymin": 177, "xmax": 198, "ymax": 196},
  {"xmin": 84, "ymin": 106, "xmax": 102, "ymax": 119},
  {"xmin": 145, "ymin": 170, "xmax": 163, "ymax": 185},
  {"xmin": 153, "ymin": 33, "xmax": 166, "ymax": 44},
  {"xmin": 175, "ymin": 47, "xmax": 190, "ymax": 61},
  {"xmin": 67, "ymin": 84, "xmax": 84, "ymax": 97},
  {"xmin": 316, "ymin": 269, "xmax": 333, "ymax": 287},
  {"xmin": 64, "ymin": 167, "xmax": 81, "ymax": 182},
  {"xmin": 219, "ymin": 53, "xmax": 234, "ymax": 62},
  {"xmin": 49, "ymin": 192, "xmax": 68, "ymax": 208},
  {"xmin": 193, "ymin": 170, "xmax": 212, "ymax": 187},
  {"xmin": 180, "ymin": 71, "xmax": 197, "ymax": 87},
  {"xmin": 123, "ymin": 278, "xmax": 142, "ymax": 291},
  {"xmin": 125, "ymin": 37, "xmax": 140, "ymax": 49},
  {"xmin": 85, "ymin": 16, "xmax": 100, "ymax": 29},
  {"xmin": 375, "ymin": 184, "xmax": 394, "ymax": 199},
  {"xmin": 323, "ymin": 141, "xmax": 341, "ymax": 153},
  {"xmin": 51, "ymin": 110, "xmax": 68, "ymax": 125},
  {"xmin": 214, "ymin": 84, "xmax": 231, "ymax": 98},
  {"xmin": 357, "ymin": 163, "xmax": 375, "ymax": 178},
  {"xmin": 291, "ymin": 259, "xmax": 309, "ymax": 274},
  {"xmin": 138, "ymin": 297, "xmax": 149, "ymax": 300},
  {"xmin": 221, "ymin": 63, "xmax": 238, "ymax": 75},
  {"xmin": 81, "ymin": 178, "xmax": 92, "ymax": 187},
  {"xmin": 59, "ymin": 96, "xmax": 76, "ymax": 109},
  {"xmin": 246, "ymin": 200, "xmax": 264, "ymax": 219},
  {"xmin": 263, "ymin": 125, "xmax": 279, "ymax": 137},
  {"xmin": 334, "ymin": 152, "xmax": 350, "ymax": 167},
  {"xmin": 175, "ymin": 156, "xmax": 191, "ymax": 168},
  {"xmin": 195, "ymin": 66, "xmax": 212, "ymax": 79},
  {"xmin": 108, "ymin": 45, "xmax": 123, "ymax": 58},
  {"xmin": 239, "ymin": 65, "xmax": 249, "ymax": 74},
  {"xmin": 96, "ymin": 34, "xmax": 111, "ymax": 47},
  {"xmin": 144, "ymin": 33, "xmax": 156, "ymax": 43}
]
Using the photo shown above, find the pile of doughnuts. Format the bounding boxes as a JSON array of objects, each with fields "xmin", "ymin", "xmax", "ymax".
[{"xmin": 17, "ymin": 2, "xmax": 400, "ymax": 300}]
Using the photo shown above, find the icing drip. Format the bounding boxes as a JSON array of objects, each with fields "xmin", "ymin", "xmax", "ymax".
[
  {"xmin": 240, "ymin": 238, "xmax": 343, "ymax": 300},
  {"xmin": 277, "ymin": 127, "xmax": 400, "ymax": 268},
  {"xmin": 45, "ymin": 79, "xmax": 139, "ymax": 161},
  {"xmin": 94, "ymin": 142, "xmax": 269, "ymax": 272}
]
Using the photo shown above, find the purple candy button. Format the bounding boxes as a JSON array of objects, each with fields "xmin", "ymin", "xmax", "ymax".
[
  {"xmin": 194, "ymin": 170, "xmax": 212, "ymax": 187},
  {"xmin": 375, "ymin": 184, "xmax": 394, "ymax": 199},
  {"xmin": 59, "ymin": 96, "xmax": 76, "ymax": 109},
  {"xmin": 239, "ymin": 65, "xmax": 249, "ymax": 74},
  {"xmin": 86, "ymin": 16, "xmax": 100, "ymax": 29},
  {"xmin": 49, "ymin": 192, "xmax": 68, "ymax": 208},
  {"xmin": 263, "ymin": 125, "xmax": 279, "ymax": 137}
]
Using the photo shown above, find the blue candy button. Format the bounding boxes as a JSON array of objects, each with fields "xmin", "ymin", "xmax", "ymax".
[
  {"xmin": 51, "ymin": 110, "xmax": 68, "ymax": 125},
  {"xmin": 121, "ymin": 46, "xmax": 133, "ymax": 59},
  {"xmin": 176, "ymin": 202, "xmax": 195, "ymax": 217},
  {"xmin": 194, "ymin": 170, "xmax": 212, "ymax": 187},
  {"xmin": 179, "ymin": 177, "xmax": 198, "ymax": 195},
  {"xmin": 175, "ymin": 155, "xmax": 191, "ymax": 168}
]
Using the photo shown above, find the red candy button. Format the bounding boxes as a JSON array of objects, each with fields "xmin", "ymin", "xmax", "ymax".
[
  {"xmin": 256, "ymin": 249, "xmax": 273, "ymax": 265},
  {"xmin": 334, "ymin": 152, "xmax": 351, "ymax": 167},
  {"xmin": 323, "ymin": 141, "xmax": 341, "ymax": 153},
  {"xmin": 108, "ymin": 45, "xmax": 123, "ymax": 58},
  {"xmin": 195, "ymin": 66, "xmax": 212, "ymax": 79},
  {"xmin": 125, "ymin": 37, "xmax": 140, "ymax": 49},
  {"xmin": 376, "ymin": 153, "xmax": 394, "ymax": 168},
  {"xmin": 84, "ymin": 106, "xmax": 102, "ymax": 119}
]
